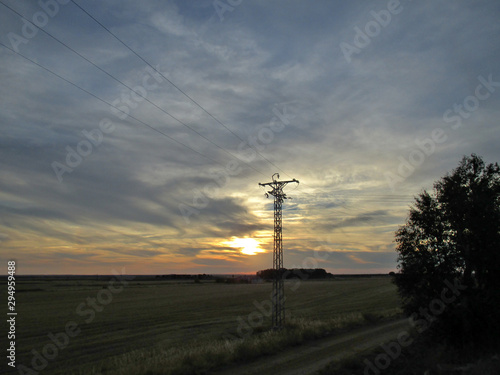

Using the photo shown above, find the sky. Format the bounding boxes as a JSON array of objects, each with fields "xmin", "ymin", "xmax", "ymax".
[{"xmin": 0, "ymin": 0, "xmax": 499, "ymax": 275}]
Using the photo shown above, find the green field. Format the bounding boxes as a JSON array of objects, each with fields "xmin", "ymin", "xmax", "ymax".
[{"xmin": 5, "ymin": 276, "xmax": 401, "ymax": 374}]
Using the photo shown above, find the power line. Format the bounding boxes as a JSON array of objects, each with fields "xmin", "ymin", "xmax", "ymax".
[
  {"xmin": 5, "ymin": 0, "xmax": 331, "ymax": 195},
  {"xmin": 2, "ymin": 2, "xmax": 414, "ymax": 214},
  {"xmin": 1, "ymin": 4, "xmax": 340, "ymax": 211},
  {"xmin": 293, "ymin": 182, "xmax": 413, "ymax": 219},
  {"xmin": 0, "ymin": 0, "xmax": 268, "ymax": 178},
  {"xmin": 0, "ymin": 41, "xmax": 226, "ymax": 169},
  {"xmin": 69, "ymin": 0, "xmax": 291, "ymax": 178}
]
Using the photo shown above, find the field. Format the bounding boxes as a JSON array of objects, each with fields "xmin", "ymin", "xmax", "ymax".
[{"xmin": 4, "ymin": 276, "xmax": 402, "ymax": 374}]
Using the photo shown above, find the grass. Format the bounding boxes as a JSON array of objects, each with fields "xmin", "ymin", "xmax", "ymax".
[
  {"xmin": 84, "ymin": 314, "xmax": 372, "ymax": 375},
  {"xmin": 4, "ymin": 276, "xmax": 401, "ymax": 374}
]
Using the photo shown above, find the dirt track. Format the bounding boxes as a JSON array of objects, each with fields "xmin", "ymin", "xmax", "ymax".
[{"xmin": 213, "ymin": 318, "xmax": 410, "ymax": 375}]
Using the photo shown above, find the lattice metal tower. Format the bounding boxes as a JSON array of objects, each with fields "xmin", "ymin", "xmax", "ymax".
[{"xmin": 259, "ymin": 173, "xmax": 299, "ymax": 329}]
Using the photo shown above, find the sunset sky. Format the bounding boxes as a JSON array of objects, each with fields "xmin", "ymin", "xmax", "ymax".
[{"xmin": 1, "ymin": 0, "xmax": 499, "ymax": 275}]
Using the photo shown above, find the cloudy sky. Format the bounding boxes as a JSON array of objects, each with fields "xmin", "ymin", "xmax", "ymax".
[{"xmin": 1, "ymin": 0, "xmax": 499, "ymax": 275}]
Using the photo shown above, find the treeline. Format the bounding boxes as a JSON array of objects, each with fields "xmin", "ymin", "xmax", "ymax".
[
  {"xmin": 155, "ymin": 274, "xmax": 213, "ymax": 280},
  {"xmin": 256, "ymin": 268, "xmax": 333, "ymax": 280}
]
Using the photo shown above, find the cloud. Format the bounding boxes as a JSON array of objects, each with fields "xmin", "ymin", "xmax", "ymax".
[
  {"xmin": 52, "ymin": 252, "xmax": 100, "ymax": 260},
  {"xmin": 320, "ymin": 210, "xmax": 398, "ymax": 231},
  {"xmin": 347, "ymin": 254, "xmax": 375, "ymax": 265},
  {"xmin": 0, "ymin": 0, "xmax": 499, "ymax": 274},
  {"xmin": 192, "ymin": 257, "xmax": 241, "ymax": 266}
]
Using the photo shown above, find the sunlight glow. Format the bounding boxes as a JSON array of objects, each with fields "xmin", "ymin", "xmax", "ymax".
[{"xmin": 226, "ymin": 237, "xmax": 264, "ymax": 255}]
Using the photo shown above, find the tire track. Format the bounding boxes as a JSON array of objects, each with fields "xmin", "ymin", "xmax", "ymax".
[{"xmin": 213, "ymin": 318, "xmax": 410, "ymax": 375}]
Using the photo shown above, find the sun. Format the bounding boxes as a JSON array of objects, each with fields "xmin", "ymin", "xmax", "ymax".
[{"xmin": 226, "ymin": 237, "xmax": 264, "ymax": 255}]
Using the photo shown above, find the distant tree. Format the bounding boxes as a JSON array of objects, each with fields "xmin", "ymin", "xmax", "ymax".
[
  {"xmin": 256, "ymin": 268, "xmax": 278, "ymax": 280},
  {"xmin": 394, "ymin": 154, "xmax": 500, "ymax": 345},
  {"xmin": 256, "ymin": 268, "xmax": 333, "ymax": 280}
]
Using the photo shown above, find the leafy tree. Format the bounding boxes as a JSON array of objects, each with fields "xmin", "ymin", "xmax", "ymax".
[{"xmin": 394, "ymin": 154, "xmax": 500, "ymax": 345}]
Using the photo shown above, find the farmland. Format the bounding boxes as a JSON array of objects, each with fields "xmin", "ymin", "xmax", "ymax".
[{"xmin": 4, "ymin": 276, "xmax": 401, "ymax": 374}]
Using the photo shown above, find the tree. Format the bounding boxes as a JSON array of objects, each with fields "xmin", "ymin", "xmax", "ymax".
[
  {"xmin": 256, "ymin": 268, "xmax": 333, "ymax": 280},
  {"xmin": 394, "ymin": 154, "xmax": 500, "ymax": 346}
]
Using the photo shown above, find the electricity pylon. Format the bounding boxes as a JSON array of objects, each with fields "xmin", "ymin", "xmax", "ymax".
[{"xmin": 259, "ymin": 173, "xmax": 299, "ymax": 329}]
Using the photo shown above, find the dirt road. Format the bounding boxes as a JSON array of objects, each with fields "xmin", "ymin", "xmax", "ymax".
[{"xmin": 213, "ymin": 318, "xmax": 410, "ymax": 375}]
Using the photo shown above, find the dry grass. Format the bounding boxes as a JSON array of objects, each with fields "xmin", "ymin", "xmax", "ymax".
[
  {"xmin": 77, "ymin": 310, "xmax": 403, "ymax": 375},
  {"xmin": 8, "ymin": 277, "xmax": 401, "ymax": 375}
]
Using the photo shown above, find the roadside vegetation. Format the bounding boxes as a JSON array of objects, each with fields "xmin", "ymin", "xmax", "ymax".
[{"xmin": 77, "ymin": 310, "xmax": 402, "ymax": 375}]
